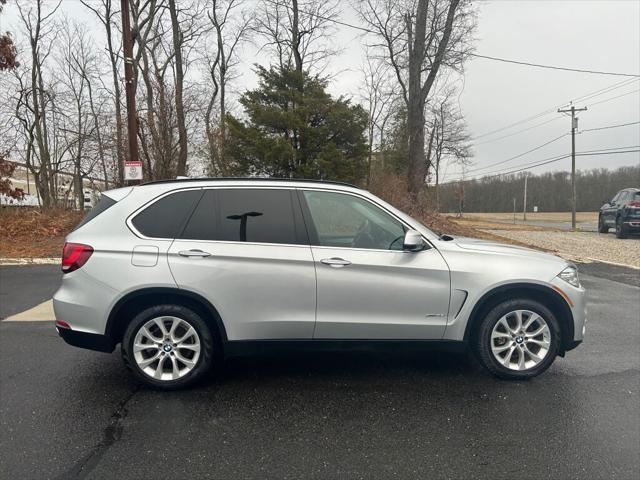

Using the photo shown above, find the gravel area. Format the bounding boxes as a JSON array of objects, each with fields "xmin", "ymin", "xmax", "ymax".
[{"xmin": 484, "ymin": 229, "xmax": 640, "ymax": 269}]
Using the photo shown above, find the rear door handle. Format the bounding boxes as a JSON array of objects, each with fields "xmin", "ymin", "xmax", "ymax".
[
  {"xmin": 320, "ymin": 257, "xmax": 351, "ymax": 268},
  {"xmin": 178, "ymin": 249, "xmax": 211, "ymax": 258}
]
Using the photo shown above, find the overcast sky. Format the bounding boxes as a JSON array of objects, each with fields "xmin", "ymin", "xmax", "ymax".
[{"xmin": 2, "ymin": 0, "xmax": 639, "ymax": 183}]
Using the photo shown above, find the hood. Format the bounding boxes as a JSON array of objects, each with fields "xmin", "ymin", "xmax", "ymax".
[{"xmin": 439, "ymin": 236, "xmax": 566, "ymax": 264}]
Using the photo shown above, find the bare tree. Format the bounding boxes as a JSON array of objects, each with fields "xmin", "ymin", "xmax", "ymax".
[
  {"xmin": 205, "ymin": 0, "xmax": 250, "ymax": 175},
  {"xmin": 56, "ymin": 18, "xmax": 93, "ymax": 208},
  {"xmin": 254, "ymin": 0, "xmax": 340, "ymax": 75},
  {"xmin": 427, "ymin": 88, "xmax": 472, "ymax": 211},
  {"xmin": 359, "ymin": 53, "xmax": 397, "ymax": 186},
  {"xmin": 15, "ymin": 0, "xmax": 62, "ymax": 208},
  {"xmin": 80, "ymin": 0, "xmax": 125, "ymax": 186},
  {"xmin": 357, "ymin": 0, "xmax": 475, "ymax": 196},
  {"xmin": 167, "ymin": 0, "xmax": 189, "ymax": 175}
]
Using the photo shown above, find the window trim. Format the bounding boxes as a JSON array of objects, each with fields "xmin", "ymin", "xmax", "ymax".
[
  {"xmin": 297, "ymin": 187, "xmax": 433, "ymax": 253},
  {"xmin": 127, "ymin": 185, "xmax": 433, "ymax": 251}
]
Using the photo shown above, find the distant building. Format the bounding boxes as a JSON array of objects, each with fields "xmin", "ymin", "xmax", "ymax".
[{"xmin": 1, "ymin": 162, "xmax": 106, "ymax": 209}]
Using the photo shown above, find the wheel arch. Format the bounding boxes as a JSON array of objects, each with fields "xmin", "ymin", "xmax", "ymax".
[
  {"xmin": 105, "ymin": 287, "xmax": 228, "ymax": 347},
  {"xmin": 463, "ymin": 283, "xmax": 575, "ymax": 354}
]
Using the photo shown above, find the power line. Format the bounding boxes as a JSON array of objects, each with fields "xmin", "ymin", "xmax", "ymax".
[
  {"xmin": 466, "ymin": 133, "xmax": 568, "ymax": 174},
  {"xmin": 472, "ymin": 116, "xmax": 564, "ymax": 146},
  {"xmin": 576, "ymin": 149, "xmax": 640, "ymax": 157},
  {"xmin": 586, "ymin": 89, "xmax": 640, "ymax": 108},
  {"xmin": 262, "ymin": 0, "xmax": 640, "ymax": 80},
  {"xmin": 471, "ymin": 77, "xmax": 638, "ymax": 141},
  {"xmin": 442, "ymin": 149, "xmax": 639, "ymax": 186},
  {"xmin": 445, "ymin": 147, "xmax": 640, "ymax": 183},
  {"xmin": 580, "ymin": 120, "xmax": 640, "ymax": 133},
  {"xmin": 468, "ymin": 54, "xmax": 640, "ymax": 78}
]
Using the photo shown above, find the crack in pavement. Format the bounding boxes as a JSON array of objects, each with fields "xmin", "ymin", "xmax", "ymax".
[{"xmin": 55, "ymin": 385, "xmax": 141, "ymax": 479}]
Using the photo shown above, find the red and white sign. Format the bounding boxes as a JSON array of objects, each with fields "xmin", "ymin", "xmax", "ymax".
[{"xmin": 124, "ymin": 161, "xmax": 143, "ymax": 181}]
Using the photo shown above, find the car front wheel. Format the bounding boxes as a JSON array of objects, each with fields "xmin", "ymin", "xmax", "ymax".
[
  {"xmin": 121, "ymin": 304, "xmax": 215, "ymax": 389},
  {"xmin": 474, "ymin": 299, "xmax": 560, "ymax": 380}
]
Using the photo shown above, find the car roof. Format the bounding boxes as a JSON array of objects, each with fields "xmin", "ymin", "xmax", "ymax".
[{"xmin": 142, "ymin": 177, "xmax": 360, "ymax": 189}]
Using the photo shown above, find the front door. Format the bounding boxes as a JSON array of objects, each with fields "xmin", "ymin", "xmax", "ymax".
[
  {"xmin": 604, "ymin": 192, "xmax": 623, "ymax": 226},
  {"xmin": 168, "ymin": 188, "xmax": 316, "ymax": 341},
  {"xmin": 299, "ymin": 189, "xmax": 451, "ymax": 340}
]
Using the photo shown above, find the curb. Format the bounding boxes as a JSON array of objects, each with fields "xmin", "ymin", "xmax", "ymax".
[{"xmin": 0, "ymin": 257, "xmax": 61, "ymax": 266}]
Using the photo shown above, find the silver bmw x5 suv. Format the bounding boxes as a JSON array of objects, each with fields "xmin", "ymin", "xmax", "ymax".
[{"xmin": 54, "ymin": 178, "xmax": 586, "ymax": 389}]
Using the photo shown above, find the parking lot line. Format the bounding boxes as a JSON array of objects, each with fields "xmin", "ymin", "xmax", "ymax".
[{"xmin": 4, "ymin": 299, "xmax": 55, "ymax": 322}]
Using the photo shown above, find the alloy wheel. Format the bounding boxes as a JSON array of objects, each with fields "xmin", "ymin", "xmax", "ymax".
[
  {"xmin": 490, "ymin": 309, "xmax": 551, "ymax": 371},
  {"xmin": 133, "ymin": 316, "xmax": 201, "ymax": 381}
]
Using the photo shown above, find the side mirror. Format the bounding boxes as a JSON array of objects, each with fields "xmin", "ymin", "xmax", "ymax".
[{"xmin": 403, "ymin": 229, "xmax": 425, "ymax": 252}]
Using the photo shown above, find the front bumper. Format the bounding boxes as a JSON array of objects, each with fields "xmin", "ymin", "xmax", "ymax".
[
  {"xmin": 550, "ymin": 276, "xmax": 587, "ymax": 344},
  {"xmin": 55, "ymin": 322, "xmax": 114, "ymax": 353}
]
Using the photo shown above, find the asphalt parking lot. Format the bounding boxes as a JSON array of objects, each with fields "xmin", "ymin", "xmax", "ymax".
[{"xmin": 1, "ymin": 263, "xmax": 639, "ymax": 479}]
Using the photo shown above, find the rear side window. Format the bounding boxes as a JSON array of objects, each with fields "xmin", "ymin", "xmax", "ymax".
[
  {"xmin": 181, "ymin": 190, "xmax": 217, "ymax": 240},
  {"xmin": 181, "ymin": 188, "xmax": 304, "ymax": 245},
  {"xmin": 74, "ymin": 195, "xmax": 116, "ymax": 231},
  {"xmin": 132, "ymin": 190, "xmax": 202, "ymax": 239}
]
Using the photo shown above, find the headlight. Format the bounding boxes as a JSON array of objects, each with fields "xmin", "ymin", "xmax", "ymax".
[{"xmin": 558, "ymin": 266, "xmax": 580, "ymax": 288}]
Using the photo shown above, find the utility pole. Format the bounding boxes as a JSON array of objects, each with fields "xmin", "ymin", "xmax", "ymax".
[
  {"xmin": 513, "ymin": 197, "xmax": 516, "ymax": 224},
  {"xmin": 557, "ymin": 104, "xmax": 587, "ymax": 230},
  {"xmin": 121, "ymin": 0, "xmax": 141, "ymax": 183},
  {"xmin": 523, "ymin": 174, "xmax": 528, "ymax": 222}
]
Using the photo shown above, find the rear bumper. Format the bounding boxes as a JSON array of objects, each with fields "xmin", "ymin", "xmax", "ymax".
[
  {"xmin": 622, "ymin": 220, "xmax": 640, "ymax": 232},
  {"xmin": 56, "ymin": 323, "xmax": 114, "ymax": 353}
]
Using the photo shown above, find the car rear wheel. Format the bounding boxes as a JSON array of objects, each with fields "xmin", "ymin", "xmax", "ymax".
[
  {"xmin": 598, "ymin": 214, "xmax": 609, "ymax": 233},
  {"xmin": 615, "ymin": 217, "xmax": 627, "ymax": 239},
  {"xmin": 474, "ymin": 299, "xmax": 560, "ymax": 380},
  {"xmin": 121, "ymin": 304, "xmax": 215, "ymax": 389}
]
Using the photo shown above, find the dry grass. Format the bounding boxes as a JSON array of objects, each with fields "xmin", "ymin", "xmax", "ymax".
[{"xmin": 0, "ymin": 207, "xmax": 83, "ymax": 258}]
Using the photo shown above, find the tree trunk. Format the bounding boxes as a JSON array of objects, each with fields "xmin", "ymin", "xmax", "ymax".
[
  {"xmin": 291, "ymin": 0, "xmax": 303, "ymax": 74},
  {"xmin": 168, "ymin": 0, "xmax": 188, "ymax": 176},
  {"xmin": 406, "ymin": 0, "xmax": 461, "ymax": 197},
  {"xmin": 105, "ymin": 8, "xmax": 125, "ymax": 187},
  {"xmin": 406, "ymin": 0, "xmax": 428, "ymax": 196}
]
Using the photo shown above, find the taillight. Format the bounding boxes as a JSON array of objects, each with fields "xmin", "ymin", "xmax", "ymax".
[
  {"xmin": 628, "ymin": 200, "xmax": 640, "ymax": 208},
  {"xmin": 61, "ymin": 242, "xmax": 94, "ymax": 273}
]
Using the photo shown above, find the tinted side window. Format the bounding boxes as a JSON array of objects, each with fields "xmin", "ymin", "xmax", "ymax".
[
  {"xmin": 181, "ymin": 189, "xmax": 217, "ymax": 240},
  {"xmin": 215, "ymin": 189, "xmax": 301, "ymax": 244},
  {"xmin": 132, "ymin": 190, "xmax": 202, "ymax": 239},
  {"xmin": 74, "ymin": 195, "xmax": 116, "ymax": 231},
  {"xmin": 302, "ymin": 190, "xmax": 406, "ymax": 250}
]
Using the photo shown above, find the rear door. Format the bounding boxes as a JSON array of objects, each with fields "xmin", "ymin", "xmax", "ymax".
[
  {"xmin": 299, "ymin": 189, "xmax": 451, "ymax": 340},
  {"xmin": 168, "ymin": 188, "xmax": 316, "ymax": 341}
]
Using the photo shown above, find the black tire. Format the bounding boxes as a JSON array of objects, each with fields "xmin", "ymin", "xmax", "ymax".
[
  {"xmin": 121, "ymin": 304, "xmax": 215, "ymax": 390},
  {"xmin": 615, "ymin": 217, "xmax": 627, "ymax": 239},
  {"xmin": 473, "ymin": 298, "xmax": 560, "ymax": 380},
  {"xmin": 598, "ymin": 214, "xmax": 609, "ymax": 233}
]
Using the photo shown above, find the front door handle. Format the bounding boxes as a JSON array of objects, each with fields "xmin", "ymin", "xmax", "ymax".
[
  {"xmin": 178, "ymin": 249, "xmax": 212, "ymax": 258},
  {"xmin": 320, "ymin": 257, "xmax": 352, "ymax": 268}
]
